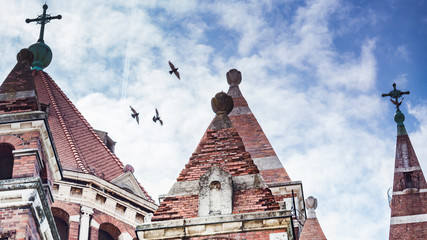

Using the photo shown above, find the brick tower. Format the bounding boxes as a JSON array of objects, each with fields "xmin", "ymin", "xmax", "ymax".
[
  {"xmin": 0, "ymin": 4, "xmax": 157, "ymax": 240},
  {"xmin": 383, "ymin": 84, "xmax": 427, "ymax": 239},
  {"xmin": 0, "ymin": 48, "xmax": 62, "ymax": 240}
]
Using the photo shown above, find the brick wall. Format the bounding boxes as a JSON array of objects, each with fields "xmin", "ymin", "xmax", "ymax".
[
  {"xmin": 153, "ymin": 195, "xmax": 199, "ymax": 221},
  {"xmin": 390, "ymin": 222, "xmax": 427, "ymax": 240},
  {"xmin": 390, "ymin": 193, "xmax": 427, "ymax": 217},
  {"xmin": 0, "ymin": 206, "xmax": 40, "ymax": 240},
  {"xmin": 233, "ymin": 189, "xmax": 279, "ymax": 213}
]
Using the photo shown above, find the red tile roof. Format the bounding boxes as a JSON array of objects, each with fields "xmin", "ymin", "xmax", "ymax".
[
  {"xmin": 33, "ymin": 70, "xmax": 154, "ymax": 202},
  {"xmin": 0, "ymin": 49, "xmax": 154, "ymax": 202}
]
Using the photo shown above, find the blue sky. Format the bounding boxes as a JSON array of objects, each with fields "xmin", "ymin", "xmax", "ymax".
[{"xmin": 1, "ymin": 0, "xmax": 427, "ymax": 239}]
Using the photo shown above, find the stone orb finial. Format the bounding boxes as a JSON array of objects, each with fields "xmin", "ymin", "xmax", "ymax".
[
  {"xmin": 211, "ymin": 92, "xmax": 234, "ymax": 115},
  {"xmin": 124, "ymin": 164, "xmax": 135, "ymax": 173},
  {"xmin": 227, "ymin": 69, "xmax": 242, "ymax": 86},
  {"xmin": 306, "ymin": 196, "xmax": 318, "ymax": 210},
  {"xmin": 16, "ymin": 49, "xmax": 34, "ymax": 64}
]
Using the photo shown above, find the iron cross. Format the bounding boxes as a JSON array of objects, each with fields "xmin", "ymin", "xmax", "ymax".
[
  {"xmin": 382, "ymin": 83, "xmax": 410, "ymax": 110},
  {"xmin": 25, "ymin": 4, "xmax": 62, "ymax": 43}
]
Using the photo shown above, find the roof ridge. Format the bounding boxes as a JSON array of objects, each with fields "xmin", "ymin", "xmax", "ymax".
[
  {"xmin": 39, "ymin": 71, "xmax": 125, "ymax": 170},
  {"xmin": 37, "ymin": 70, "xmax": 89, "ymax": 173}
]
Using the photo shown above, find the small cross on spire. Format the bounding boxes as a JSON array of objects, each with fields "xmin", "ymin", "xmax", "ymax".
[
  {"xmin": 25, "ymin": 3, "xmax": 62, "ymax": 43},
  {"xmin": 382, "ymin": 83, "xmax": 410, "ymax": 111}
]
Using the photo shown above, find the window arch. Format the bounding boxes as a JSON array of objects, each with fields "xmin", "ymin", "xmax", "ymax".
[
  {"xmin": 0, "ymin": 143, "xmax": 15, "ymax": 180},
  {"xmin": 52, "ymin": 207, "xmax": 70, "ymax": 240},
  {"xmin": 98, "ymin": 223, "xmax": 120, "ymax": 240}
]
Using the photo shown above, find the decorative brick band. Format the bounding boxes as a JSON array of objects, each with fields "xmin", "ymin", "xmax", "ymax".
[
  {"xmin": 390, "ymin": 213, "xmax": 427, "ymax": 225},
  {"xmin": 395, "ymin": 166, "xmax": 422, "ymax": 172},
  {"xmin": 253, "ymin": 156, "xmax": 284, "ymax": 171}
]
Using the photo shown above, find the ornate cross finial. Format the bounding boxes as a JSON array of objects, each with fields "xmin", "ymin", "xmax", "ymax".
[
  {"xmin": 25, "ymin": 4, "xmax": 62, "ymax": 43},
  {"xmin": 382, "ymin": 83, "xmax": 410, "ymax": 111}
]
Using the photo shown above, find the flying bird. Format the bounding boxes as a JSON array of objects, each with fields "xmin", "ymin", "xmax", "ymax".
[
  {"xmin": 152, "ymin": 108, "xmax": 163, "ymax": 125},
  {"xmin": 130, "ymin": 106, "xmax": 140, "ymax": 124},
  {"xmin": 168, "ymin": 61, "xmax": 180, "ymax": 79}
]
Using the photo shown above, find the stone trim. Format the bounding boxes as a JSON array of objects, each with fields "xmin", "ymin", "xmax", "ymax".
[
  {"xmin": 167, "ymin": 174, "xmax": 268, "ymax": 197},
  {"xmin": 395, "ymin": 166, "xmax": 422, "ymax": 172},
  {"xmin": 252, "ymin": 156, "xmax": 284, "ymax": 171},
  {"xmin": 0, "ymin": 117, "xmax": 62, "ymax": 181},
  {"xmin": 13, "ymin": 148, "xmax": 44, "ymax": 169},
  {"xmin": 392, "ymin": 188, "xmax": 427, "ymax": 195},
  {"xmin": 229, "ymin": 106, "xmax": 252, "ymax": 116},
  {"xmin": 390, "ymin": 213, "xmax": 427, "ymax": 225},
  {"xmin": 0, "ymin": 90, "xmax": 36, "ymax": 101},
  {"xmin": 62, "ymin": 170, "xmax": 157, "ymax": 209},
  {"xmin": 0, "ymin": 177, "xmax": 60, "ymax": 240},
  {"xmin": 137, "ymin": 210, "xmax": 292, "ymax": 239}
]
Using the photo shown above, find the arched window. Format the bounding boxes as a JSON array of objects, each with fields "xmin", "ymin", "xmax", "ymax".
[
  {"xmin": 0, "ymin": 143, "xmax": 15, "ymax": 180},
  {"xmin": 99, "ymin": 223, "xmax": 120, "ymax": 240},
  {"xmin": 52, "ymin": 207, "xmax": 70, "ymax": 240}
]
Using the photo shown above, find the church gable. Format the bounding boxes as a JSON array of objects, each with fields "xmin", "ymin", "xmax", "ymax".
[{"xmin": 151, "ymin": 92, "xmax": 280, "ymax": 222}]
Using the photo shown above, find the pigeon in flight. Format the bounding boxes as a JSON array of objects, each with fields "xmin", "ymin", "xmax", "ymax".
[
  {"xmin": 130, "ymin": 106, "xmax": 140, "ymax": 124},
  {"xmin": 168, "ymin": 61, "xmax": 180, "ymax": 80},
  {"xmin": 152, "ymin": 108, "xmax": 163, "ymax": 125}
]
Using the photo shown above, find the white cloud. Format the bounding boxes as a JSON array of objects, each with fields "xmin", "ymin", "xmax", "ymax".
[{"xmin": 1, "ymin": 1, "xmax": 426, "ymax": 240}]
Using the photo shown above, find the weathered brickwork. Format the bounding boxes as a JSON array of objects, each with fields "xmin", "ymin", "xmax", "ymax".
[
  {"xmin": 0, "ymin": 207, "xmax": 40, "ymax": 240},
  {"xmin": 163, "ymin": 229, "xmax": 287, "ymax": 240},
  {"xmin": 153, "ymin": 195, "xmax": 199, "ymax": 221},
  {"xmin": 259, "ymin": 169, "xmax": 291, "ymax": 184},
  {"xmin": 177, "ymin": 128, "xmax": 259, "ymax": 182},
  {"xmin": 0, "ymin": 132, "xmax": 47, "ymax": 180},
  {"xmin": 0, "ymin": 52, "xmax": 39, "ymax": 113},
  {"xmin": 233, "ymin": 189, "xmax": 280, "ymax": 213},
  {"xmin": 390, "ymin": 222, "xmax": 427, "ymax": 240},
  {"xmin": 390, "ymin": 193, "xmax": 427, "ymax": 217}
]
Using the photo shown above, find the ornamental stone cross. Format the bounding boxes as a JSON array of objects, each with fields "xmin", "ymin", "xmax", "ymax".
[
  {"xmin": 25, "ymin": 4, "xmax": 62, "ymax": 43},
  {"xmin": 381, "ymin": 83, "xmax": 410, "ymax": 111}
]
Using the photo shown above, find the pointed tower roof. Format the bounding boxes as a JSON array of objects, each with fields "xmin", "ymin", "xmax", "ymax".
[
  {"xmin": 226, "ymin": 69, "xmax": 291, "ymax": 184},
  {"xmin": 152, "ymin": 92, "xmax": 280, "ymax": 221},
  {"xmin": 300, "ymin": 196, "xmax": 327, "ymax": 240},
  {"xmin": 0, "ymin": 48, "xmax": 154, "ymax": 203},
  {"xmin": 382, "ymin": 84, "xmax": 427, "ymax": 239}
]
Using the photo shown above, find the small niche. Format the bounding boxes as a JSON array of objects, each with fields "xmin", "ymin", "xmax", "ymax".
[
  {"xmin": 95, "ymin": 194, "xmax": 107, "ymax": 204},
  {"xmin": 52, "ymin": 184, "xmax": 59, "ymax": 194},
  {"xmin": 135, "ymin": 213, "xmax": 144, "ymax": 224},
  {"xmin": 116, "ymin": 203, "xmax": 126, "ymax": 214},
  {"xmin": 70, "ymin": 187, "xmax": 83, "ymax": 197}
]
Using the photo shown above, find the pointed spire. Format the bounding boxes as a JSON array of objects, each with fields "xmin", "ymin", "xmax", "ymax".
[
  {"xmin": 300, "ymin": 196, "xmax": 327, "ymax": 240},
  {"xmin": 226, "ymin": 69, "xmax": 291, "ymax": 184},
  {"xmin": 382, "ymin": 84, "xmax": 427, "ymax": 239}
]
